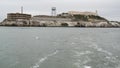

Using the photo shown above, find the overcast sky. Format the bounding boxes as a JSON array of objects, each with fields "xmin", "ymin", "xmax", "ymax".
[{"xmin": 0, "ymin": 0, "xmax": 120, "ymax": 21}]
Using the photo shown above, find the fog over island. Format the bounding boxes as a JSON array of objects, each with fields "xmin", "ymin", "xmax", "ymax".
[{"xmin": 0, "ymin": 0, "xmax": 120, "ymax": 21}]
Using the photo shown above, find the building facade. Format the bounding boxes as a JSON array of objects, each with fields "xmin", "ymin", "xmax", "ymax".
[
  {"xmin": 68, "ymin": 11, "xmax": 98, "ymax": 16},
  {"xmin": 33, "ymin": 15, "xmax": 71, "ymax": 21},
  {"xmin": 7, "ymin": 13, "xmax": 31, "ymax": 21}
]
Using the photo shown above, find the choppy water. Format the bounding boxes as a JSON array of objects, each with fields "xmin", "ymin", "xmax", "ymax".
[{"xmin": 0, "ymin": 27, "xmax": 120, "ymax": 68}]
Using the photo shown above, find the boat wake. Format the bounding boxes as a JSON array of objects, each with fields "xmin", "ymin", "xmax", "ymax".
[
  {"xmin": 31, "ymin": 50, "xmax": 59, "ymax": 68},
  {"xmin": 73, "ymin": 42, "xmax": 120, "ymax": 68}
]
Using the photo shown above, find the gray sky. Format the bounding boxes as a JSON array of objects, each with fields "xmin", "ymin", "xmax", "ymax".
[{"xmin": 0, "ymin": 0, "xmax": 120, "ymax": 21}]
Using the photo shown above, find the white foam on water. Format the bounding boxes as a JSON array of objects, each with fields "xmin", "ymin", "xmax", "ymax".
[
  {"xmin": 71, "ymin": 42, "xmax": 76, "ymax": 45},
  {"xmin": 48, "ymin": 50, "xmax": 58, "ymax": 57},
  {"xmin": 89, "ymin": 43, "xmax": 120, "ymax": 65},
  {"xmin": 31, "ymin": 57, "xmax": 47, "ymax": 68},
  {"xmin": 32, "ymin": 64, "xmax": 39, "ymax": 68},
  {"xmin": 73, "ymin": 50, "xmax": 93, "ymax": 57},
  {"xmin": 35, "ymin": 36, "xmax": 39, "ymax": 40},
  {"xmin": 73, "ymin": 41, "xmax": 120, "ymax": 68},
  {"xmin": 89, "ymin": 43, "xmax": 113, "ymax": 56},
  {"xmin": 73, "ymin": 50, "xmax": 92, "ymax": 68},
  {"xmin": 84, "ymin": 65, "xmax": 92, "ymax": 68},
  {"xmin": 31, "ymin": 50, "xmax": 59, "ymax": 68},
  {"xmin": 39, "ymin": 57, "xmax": 47, "ymax": 63},
  {"xmin": 74, "ymin": 62, "xmax": 92, "ymax": 68}
]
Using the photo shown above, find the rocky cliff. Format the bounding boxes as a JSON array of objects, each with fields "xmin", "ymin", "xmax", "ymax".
[{"xmin": 0, "ymin": 15, "xmax": 120, "ymax": 27}]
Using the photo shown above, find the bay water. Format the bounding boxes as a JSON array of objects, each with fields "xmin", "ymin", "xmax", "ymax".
[{"xmin": 0, "ymin": 27, "xmax": 120, "ymax": 68}]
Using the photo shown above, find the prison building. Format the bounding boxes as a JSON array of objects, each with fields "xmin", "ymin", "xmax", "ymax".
[
  {"xmin": 68, "ymin": 11, "xmax": 98, "ymax": 16},
  {"xmin": 7, "ymin": 13, "xmax": 31, "ymax": 21}
]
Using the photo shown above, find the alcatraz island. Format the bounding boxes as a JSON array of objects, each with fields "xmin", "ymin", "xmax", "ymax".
[{"xmin": 0, "ymin": 7, "xmax": 120, "ymax": 27}]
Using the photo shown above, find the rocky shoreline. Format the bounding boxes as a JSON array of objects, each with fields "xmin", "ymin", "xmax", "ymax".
[{"xmin": 0, "ymin": 20, "xmax": 120, "ymax": 27}]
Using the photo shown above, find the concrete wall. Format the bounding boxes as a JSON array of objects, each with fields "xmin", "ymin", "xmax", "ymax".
[{"xmin": 32, "ymin": 17, "xmax": 71, "ymax": 21}]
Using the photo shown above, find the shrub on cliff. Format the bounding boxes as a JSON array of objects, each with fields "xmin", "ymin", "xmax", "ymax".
[
  {"xmin": 72, "ymin": 15, "xmax": 107, "ymax": 22},
  {"xmin": 73, "ymin": 15, "xmax": 88, "ymax": 21},
  {"xmin": 61, "ymin": 23, "xmax": 68, "ymax": 26}
]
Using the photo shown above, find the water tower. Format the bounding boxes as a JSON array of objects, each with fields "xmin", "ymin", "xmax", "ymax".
[
  {"xmin": 51, "ymin": 7, "xmax": 56, "ymax": 16},
  {"xmin": 96, "ymin": 10, "xmax": 98, "ymax": 15},
  {"xmin": 21, "ymin": 6, "xmax": 23, "ymax": 14}
]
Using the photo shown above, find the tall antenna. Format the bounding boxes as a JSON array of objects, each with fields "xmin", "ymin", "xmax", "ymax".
[
  {"xmin": 51, "ymin": 7, "xmax": 56, "ymax": 16},
  {"xmin": 96, "ymin": 10, "xmax": 98, "ymax": 15},
  {"xmin": 21, "ymin": 6, "xmax": 23, "ymax": 14}
]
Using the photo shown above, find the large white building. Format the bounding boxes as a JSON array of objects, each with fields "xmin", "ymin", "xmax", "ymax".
[{"xmin": 68, "ymin": 11, "xmax": 98, "ymax": 16}]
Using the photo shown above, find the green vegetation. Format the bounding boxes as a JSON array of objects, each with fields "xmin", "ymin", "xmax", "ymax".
[
  {"xmin": 88, "ymin": 15, "xmax": 107, "ymax": 20},
  {"xmin": 72, "ymin": 15, "xmax": 107, "ymax": 21},
  {"xmin": 73, "ymin": 15, "xmax": 88, "ymax": 21},
  {"xmin": 61, "ymin": 23, "xmax": 68, "ymax": 26}
]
